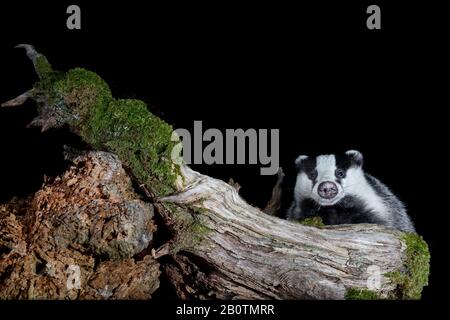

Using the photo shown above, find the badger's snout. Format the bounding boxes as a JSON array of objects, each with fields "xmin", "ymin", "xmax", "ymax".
[{"xmin": 317, "ymin": 181, "xmax": 338, "ymax": 199}]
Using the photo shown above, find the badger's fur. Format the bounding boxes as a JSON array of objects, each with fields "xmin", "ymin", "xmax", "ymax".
[{"xmin": 286, "ymin": 150, "xmax": 415, "ymax": 232}]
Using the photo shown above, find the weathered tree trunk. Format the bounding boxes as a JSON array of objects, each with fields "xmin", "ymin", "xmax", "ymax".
[
  {"xmin": 0, "ymin": 45, "xmax": 430, "ymax": 300},
  {"xmin": 157, "ymin": 165, "xmax": 427, "ymax": 300}
]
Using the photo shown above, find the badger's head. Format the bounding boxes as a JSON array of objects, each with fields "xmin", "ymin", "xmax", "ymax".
[{"xmin": 293, "ymin": 150, "xmax": 364, "ymax": 206}]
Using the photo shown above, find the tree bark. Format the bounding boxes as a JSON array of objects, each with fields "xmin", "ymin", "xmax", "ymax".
[
  {"xmin": 0, "ymin": 151, "xmax": 160, "ymax": 299},
  {"xmin": 157, "ymin": 165, "xmax": 418, "ymax": 299},
  {"xmin": 0, "ymin": 45, "xmax": 430, "ymax": 300}
]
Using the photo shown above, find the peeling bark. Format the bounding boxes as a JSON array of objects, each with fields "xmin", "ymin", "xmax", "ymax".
[{"xmin": 0, "ymin": 152, "xmax": 160, "ymax": 299}]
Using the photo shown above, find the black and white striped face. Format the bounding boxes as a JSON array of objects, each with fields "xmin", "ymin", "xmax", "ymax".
[{"xmin": 293, "ymin": 150, "xmax": 364, "ymax": 206}]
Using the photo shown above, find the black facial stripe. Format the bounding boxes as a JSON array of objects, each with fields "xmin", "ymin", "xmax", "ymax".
[
  {"xmin": 335, "ymin": 154, "xmax": 352, "ymax": 171},
  {"xmin": 334, "ymin": 153, "xmax": 356, "ymax": 185},
  {"xmin": 297, "ymin": 156, "xmax": 317, "ymax": 183},
  {"xmin": 334, "ymin": 168, "xmax": 346, "ymax": 185},
  {"xmin": 309, "ymin": 169, "xmax": 318, "ymax": 185}
]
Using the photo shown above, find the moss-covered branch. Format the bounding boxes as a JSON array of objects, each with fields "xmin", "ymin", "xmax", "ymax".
[{"xmin": 6, "ymin": 45, "xmax": 178, "ymax": 196}]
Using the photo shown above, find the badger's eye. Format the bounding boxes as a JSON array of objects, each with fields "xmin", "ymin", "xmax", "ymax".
[
  {"xmin": 335, "ymin": 169, "xmax": 345, "ymax": 178},
  {"xmin": 309, "ymin": 170, "xmax": 318, "ymax": 180}
]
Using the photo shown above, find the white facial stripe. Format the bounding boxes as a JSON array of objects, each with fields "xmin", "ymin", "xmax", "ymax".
[
  {"xmin": 304, "ymin": 154, "xmax": 344, "ymax": 205},
  {"xmin": 295, "ymin": 155, "xmax": 308, "ymax": 166},
  {"xmin": 316, "ymin": 155, "xmax": 337, "ymax": 181},
  {"xmin": 294, "ymin": 153, "xmax": 391, "ymax": 214},
  {"xmin": 344, "ymin": 167, "xmax": 389, "ymax": 218},
  {"xmin": 294, "ymin": 172, "xmax": 313, "ymax": 202}
]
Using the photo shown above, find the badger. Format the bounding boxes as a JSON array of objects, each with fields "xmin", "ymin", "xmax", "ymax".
[{"xmin": 286, "ymin": 150, "xmax": 415, "ymax": 232}]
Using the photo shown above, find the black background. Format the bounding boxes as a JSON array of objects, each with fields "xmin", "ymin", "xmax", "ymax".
[{"xmin": 0, "ymin": 0, "xmax": 447, "ymax": 314}]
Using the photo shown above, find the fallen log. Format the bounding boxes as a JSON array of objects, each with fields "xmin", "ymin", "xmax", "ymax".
[{"xmin": 0, "ymin": 45, "xmax": 430, "ymax": 299}]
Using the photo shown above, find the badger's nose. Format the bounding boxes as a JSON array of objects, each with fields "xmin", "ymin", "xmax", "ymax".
[{"xmin": 318, "ymin": 181, "xmax": 338, "ymax": 199}]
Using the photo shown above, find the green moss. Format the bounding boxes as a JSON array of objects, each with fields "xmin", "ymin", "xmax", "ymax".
[
  {"xmin": 34, "ymin": 57, "xmax": 63, "ymax": 92},
  {"xmin": 35, "ymin": 55, "xmax": 53, "ymax": 79},
  {"xmin": 347, "ymin": 233, "xmax": 430, "ymax": 300},
  {"xmin": 190, "ymin": 220, "xmax": 211, "ymax": 238},
  {"xmin": 296, "ymin": 216, "xmax": 325, "ymax": 227},
  {"xmin": 33, "ymin": 68, "xmax": 112, "ymax": 129},
  {"xmin": 173, "ymin": 218, "xmax": 211, "ymax": 254},
  {"xmin": 387, "ymin": 233, "xmax": 430, "ymax": 299},
  {"xmin": 55, "ymin": 68, "xmax": 112, "ymax": 100},
  {"xmin": 54, "ymin": 68, "xmax": 113, "ymax": 126},
  {"xmin": 193, "ymin": 207, "xmax": 209, "ymax": 215},
  {"xmin": 151, "ymin": 203, "xmax": 211, "ymax": 254},
  {"xmin": 32, "ymin": 66, "xmax": 178, "ymax": 195},
  {"xmin": 345, "ymin": 288, "xmax": 381, "ymax": 300},
  {"xmin": 167, "ymin": 204, "xmax": 211, "ymax": 253},
  {"xmin": 83, "ymin": 98, "xmax": 177, "ymax": 195}
]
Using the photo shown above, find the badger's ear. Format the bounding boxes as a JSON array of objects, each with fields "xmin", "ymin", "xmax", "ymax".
[
  {"xmin": 295, "ymin": 155, "xmax": 308, "ymax": 171},
  {"xmin": 345, "ymin": 150, "xmax": 363, "ymax": 167}
]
